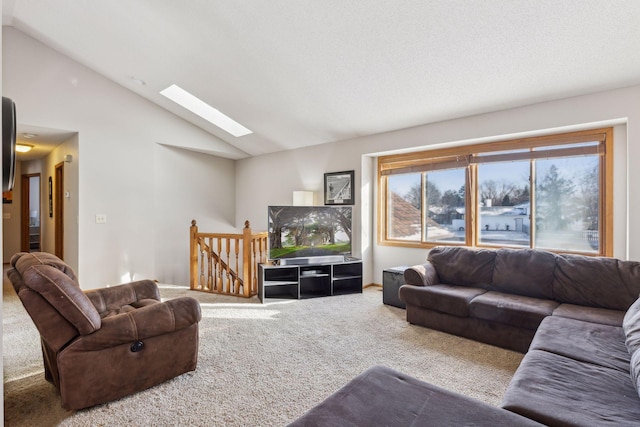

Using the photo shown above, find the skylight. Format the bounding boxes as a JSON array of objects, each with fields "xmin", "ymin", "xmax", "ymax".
[{"xmin": 160, "ymin": 84, "xmax": 252, "ymax": 137}]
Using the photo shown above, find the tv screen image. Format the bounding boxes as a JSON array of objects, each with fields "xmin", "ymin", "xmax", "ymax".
[{"xmin": 268, "ymin": 205, "xmax": 352, "ymax": 260}]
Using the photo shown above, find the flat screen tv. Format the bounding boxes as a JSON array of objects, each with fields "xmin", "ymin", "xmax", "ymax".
[
  {"xmin": 268, "ymin": 205, "xmax": 352, "ymax": 261},
  {"xmin": 2, "ymin": 97, "xmax": 16, "ymax": 192}
]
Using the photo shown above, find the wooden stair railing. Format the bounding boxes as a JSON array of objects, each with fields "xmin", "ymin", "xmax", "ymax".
[{"xmin": 190, "ymin": 220, "xmax": 268, "ymax": 297}]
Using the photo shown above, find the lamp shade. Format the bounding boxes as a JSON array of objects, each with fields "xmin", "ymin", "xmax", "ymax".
[{"xmin": 293, "ymin": 191, "xmax": 314, "ymax": 206}]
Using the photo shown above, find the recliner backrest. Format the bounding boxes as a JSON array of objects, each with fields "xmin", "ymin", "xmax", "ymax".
[{"xmin": 9, "ymin": 253, "xmax": 101, "ymax": 339}]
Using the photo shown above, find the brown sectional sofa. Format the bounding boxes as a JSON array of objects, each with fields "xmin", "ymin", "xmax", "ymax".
[
  {"xmin": 398, "ymin": 246, "xmax": 640, "ymax": 426},
  {"xmin": 290, "ymin": 246, "xmax": 640, "ymax": 426},
  {"xmin": 399, "ymin": 246, "xmax": 636, "ymax": 353}
]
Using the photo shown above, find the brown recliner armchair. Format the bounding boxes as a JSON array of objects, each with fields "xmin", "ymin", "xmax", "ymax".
[{"xmin": 7, "ymin": 252, "xmax": 202, "ymax": 411}]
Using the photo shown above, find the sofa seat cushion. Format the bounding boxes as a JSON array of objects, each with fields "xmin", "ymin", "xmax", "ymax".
[
  {"xmin": 502, "ymin": 349, "xmax": 640, "ymax": 427},
  {"xmin": 530, "ymin": 316, "xmax": 629, "ymax": 373},
  {"xmin": 469, "ymin": 292, "xmax": 559, "ymax": 330},
  {"xmin": 399, "ymin": 284, "xmax": 487, "ymax": 317},
  {"xmin": 288, "ymin": 365, "xmax": 545, "ymax": 427},
  {"xmin": 553, "ymin": 303, "xmax": 625, "ymax": 326}
]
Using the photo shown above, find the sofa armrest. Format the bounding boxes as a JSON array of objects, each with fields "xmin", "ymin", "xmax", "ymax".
[
  {"xmin": 68, "ymin": 297, "xmax": 201, "ymax": 351},
  {"xmin": 404, "ymin": 262, "xmax": 439, "ymax": 287},
  {"xmin": 85, "ymin": 279, "xmax": 161, "ymax": 313}
]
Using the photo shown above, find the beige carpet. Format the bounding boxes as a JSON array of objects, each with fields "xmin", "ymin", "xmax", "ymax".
[{"xmin": 3, "ymin": 273, "xmax": 523, "ymax": 426}]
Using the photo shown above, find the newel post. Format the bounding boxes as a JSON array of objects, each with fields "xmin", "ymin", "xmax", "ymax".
[
  {"xmin": 242, "ymin": 220, "xmax": 252, "ymax": 297},
  {"xmin": 190, "ymin": 220, "xmax": 198, "ymax": 290}
]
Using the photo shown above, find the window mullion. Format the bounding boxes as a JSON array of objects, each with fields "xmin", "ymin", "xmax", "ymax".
[
  {"xmin": 467, "ymin": 164, "xmax": 476, "ymax": 246},
  {"xmin": 530, "ymin": 160, "xmax": 536, "ymax": 249},
  {"xmin": 421, "ymin": 173, "xmax": 427, "ymax": 243}
]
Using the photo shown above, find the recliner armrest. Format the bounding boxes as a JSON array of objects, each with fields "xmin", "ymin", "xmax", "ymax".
[
  {"xmin": 85, "ymin": 280, "xmax": 161, "ymax": 314},
  {"xmin": 404, "ymin": 262, "xmax": 439, "ymax": 287},
  {"xmin": 67, "ymin": 297, "xmax": 202, "ymax": 351}
]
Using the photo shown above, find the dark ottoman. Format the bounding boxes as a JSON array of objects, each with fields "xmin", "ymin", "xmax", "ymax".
[{"xmin": 288, "ymin": 365, "xmax": 544, "ymax": 426}]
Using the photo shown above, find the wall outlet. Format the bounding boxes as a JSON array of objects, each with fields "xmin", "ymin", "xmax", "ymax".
[{"xmin": 95, "ymin": 214, "xmax": 107, "ymax": 224}]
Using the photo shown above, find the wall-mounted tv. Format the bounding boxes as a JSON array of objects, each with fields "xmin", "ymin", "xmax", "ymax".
[
  {"xmin": 268, "ymin": 205, "xmax": 352, "ymax": 261},
  {"xmin": 2, "ymin": 97, "xmax": 17, "ymax": 192}
]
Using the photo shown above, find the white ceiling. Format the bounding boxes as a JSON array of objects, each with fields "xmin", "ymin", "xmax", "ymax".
[{"xmin": 3, "ymin": 0, "xmax": 640, "ymax": 159}]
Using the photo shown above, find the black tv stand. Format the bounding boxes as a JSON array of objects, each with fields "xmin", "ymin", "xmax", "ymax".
[{"xmin": 258, "ymin": 258, "xmax": 362, "ymax": 303}]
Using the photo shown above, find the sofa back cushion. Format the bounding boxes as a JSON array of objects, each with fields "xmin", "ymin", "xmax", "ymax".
[
  {"xmin": 428, "ymin": 246, "xmax": 495, "ymax": 289},
  {"xmin": 623, "ymin": 297, "xmax": 640, "ymax": 354},
  {"xmin": 491, "ymin": 248, "xmax": 556, "ymax": 299},
  {"xmin": 552, "ymin": 254, "xmax": 640, "ymax": 311}
]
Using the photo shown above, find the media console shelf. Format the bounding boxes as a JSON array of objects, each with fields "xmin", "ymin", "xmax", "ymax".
[{"xmin": 258, "ymin": 259, "xmax": 362, "ymax": 303}]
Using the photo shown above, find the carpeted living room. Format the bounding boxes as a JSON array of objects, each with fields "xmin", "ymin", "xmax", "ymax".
[
  {"xmin": 3, "ymin": 1, "xmax": 640, "ymax": 426},
  {"xmin": 3, "ymin": 265, "xmax": 524, "ymax": 426}
]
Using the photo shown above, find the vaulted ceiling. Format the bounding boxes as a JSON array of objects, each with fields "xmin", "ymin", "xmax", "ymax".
[{"xmin": 4, "ymin": 1, "xmax": 640, "ymax": 159}]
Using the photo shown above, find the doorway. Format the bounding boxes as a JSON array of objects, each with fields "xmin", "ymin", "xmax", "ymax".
[
  {"xmin": 20, "ymin": 173, "xmax": 41, "ymax": 252},
  {"xmin": 55, "ymin": 162, "xmax": 64, "ymax": 259}
]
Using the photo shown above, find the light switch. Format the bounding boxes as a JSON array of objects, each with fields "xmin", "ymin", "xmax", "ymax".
[
  {"xmin": 3, "ymin": 212, "xmax": 10, "ymax": 220},
  {"xmin": 95, "ymin": 214, "xmax": 107, "ymax": 224}
]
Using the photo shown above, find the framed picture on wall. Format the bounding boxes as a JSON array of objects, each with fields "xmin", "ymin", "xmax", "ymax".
[
  {"xmin": 324, "ymin": 170, "xmax": 354, "ymax": 205},
  {"xmin": 48, "ymin": 176, "xmax": 53, "ymax": 217}
]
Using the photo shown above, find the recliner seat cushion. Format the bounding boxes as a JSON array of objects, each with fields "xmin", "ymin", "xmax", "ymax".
[
  {"xmin": 98, "ymin": 299, "xmax": 158, "ymax": 318},
  {"xmin": 469, "ymin": 291, "xmax": 558, "ymax": 330},
  {"xmin": 86, "ymin": 280, "xmax": 161, "ymax": 315}
]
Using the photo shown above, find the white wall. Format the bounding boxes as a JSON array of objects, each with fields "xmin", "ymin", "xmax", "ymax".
[
  {"xmin": 38, "ymin": 135, "xmax": 80, "ymax": 271},
  {"xmin": 4, "ymin": 25, "xmax": 640, "ymax": 291},
  {"xmin": 3, "ymin": 27, "xmax": 240, "ymax": 289},
  {"xmin": 2, "ymin": 161, "xmax": 21, "ymax": 262},
  {"xmin": 1, "ymin": 17, "xmax": 5, "ymax": 421},
  {"xmin": 235, "ymin": 141, "xmax": 364, "ymax": 267},
  {"xmin": 154, "ymin": 144, "xmax": 236, "ymax": 286},
  {"xmin": 237, "ymin": 85, "xmax": 640, "ymax": 286}
]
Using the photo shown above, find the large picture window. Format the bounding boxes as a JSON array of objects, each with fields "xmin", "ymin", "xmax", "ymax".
[{"xmin": 378, "ymin": 128, "xmax": 613, "ymax": 256}]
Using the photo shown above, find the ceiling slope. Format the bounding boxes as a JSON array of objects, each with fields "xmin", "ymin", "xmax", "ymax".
[{"xmin": 4, "ymin": 0, "xmax": 640, "ymax": 158}]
